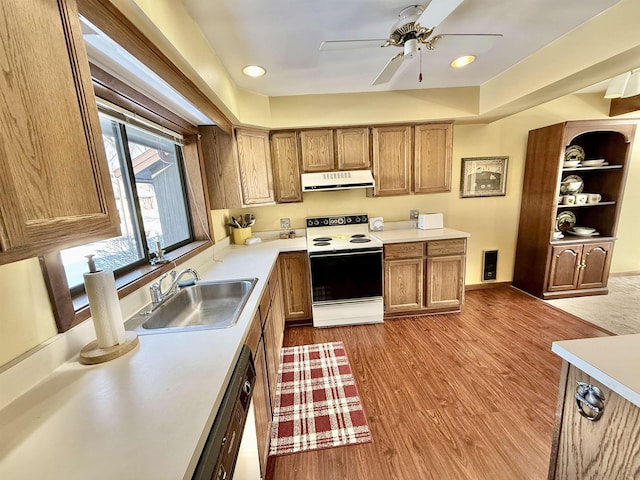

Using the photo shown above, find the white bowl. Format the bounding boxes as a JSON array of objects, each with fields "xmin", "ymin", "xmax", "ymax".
[
  {"xmin": 572, "ymin": 226, "xmax": 596, "ymax": 234},
  {"xmin": 563, "ymin": 160, "xmax": 581, "ymax": 168}
]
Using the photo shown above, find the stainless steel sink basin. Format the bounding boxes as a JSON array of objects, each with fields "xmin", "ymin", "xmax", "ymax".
[{"xmin": 127, "ymin": 278, "xmax": 257, "ymax": 335}]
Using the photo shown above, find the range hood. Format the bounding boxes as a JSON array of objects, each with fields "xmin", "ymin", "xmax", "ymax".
[{"xmin": 301, "ymin": 170, "xmax": 375, "ymax": 192}]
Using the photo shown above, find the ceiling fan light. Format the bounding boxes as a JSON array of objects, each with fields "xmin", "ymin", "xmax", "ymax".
[
  {"xmin": 404, "ymin": 38, "xmax": 419, "ymax": 58},
  {"xmin": 242, "ymin": 65, "xmax": 266, "ymax": 77},
  {"xmin": 621, "ymin": 70, "xmax": 640, "ymax": 98},
  {"xmin": 450, "ymin": 55, "xmax": 476, "ymax": 68},
  {"xmin": 604, "ymin": 71, "xmax": 631, "ymax": 99}
]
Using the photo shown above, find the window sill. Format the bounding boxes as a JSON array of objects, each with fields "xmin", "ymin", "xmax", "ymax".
[{"xmin": 72, "ymin": 240, "xmax": 212, "ymax": 325}]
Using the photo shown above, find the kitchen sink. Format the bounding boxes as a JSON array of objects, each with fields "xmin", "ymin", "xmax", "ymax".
[{"xmin": 127, "ymin": 278, "xmax": 257, "ymax": 335}]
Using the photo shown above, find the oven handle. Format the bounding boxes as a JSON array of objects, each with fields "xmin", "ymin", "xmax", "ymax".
[{"xmin": 309, "ymin": 249, "xmax": 382, "ymax": 258}]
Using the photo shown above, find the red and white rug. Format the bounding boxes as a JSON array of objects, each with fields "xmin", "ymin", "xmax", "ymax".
[{"xmin": 269, "ymin": 341, "xmax": 373, "ymax": 456}]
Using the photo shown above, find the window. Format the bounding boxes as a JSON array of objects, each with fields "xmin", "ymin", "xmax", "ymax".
[{"xmin": 61, "ymin": 111, "xmax": 193, "ymax": 290}]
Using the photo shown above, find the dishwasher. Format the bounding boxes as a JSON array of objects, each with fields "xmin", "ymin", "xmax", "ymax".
[{"xmin": 192, "ymin": 345, "xmax": 260, "ymax": 480}]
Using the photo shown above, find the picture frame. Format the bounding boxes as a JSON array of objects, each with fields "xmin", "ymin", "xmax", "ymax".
[{"xmin": 460, "ymin": 156, "xmax": 508, "ymax": 198}]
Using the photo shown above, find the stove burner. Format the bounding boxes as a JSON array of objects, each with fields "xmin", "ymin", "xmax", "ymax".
[
  {"xmin": 351, "ymin": 234, "xmax": 366, "ymax": 238},
  {"xmin": 314, "ymin": 241, "xmax": 331, "ymax": 246},
  {"xmin": 350, "ymin": 238, "xmax": 371, "ymax": 243},
  {"xmin": 313, "ymin": 237, "xmax": 332, "ymax": 242}
]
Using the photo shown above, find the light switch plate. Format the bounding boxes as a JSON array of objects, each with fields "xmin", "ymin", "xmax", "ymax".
[
  {"xmin": 410, "ymin": 210, "xmax": 419, "ymax": 220},
  {"xmin": 280, "ymin": 218, "xmax": 291, "ymax": 229}
]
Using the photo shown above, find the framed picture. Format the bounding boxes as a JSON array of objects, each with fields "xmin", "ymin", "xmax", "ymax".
[{"xmin": 460, "ymin": 156, "xmax": 508, "ymax": 198}]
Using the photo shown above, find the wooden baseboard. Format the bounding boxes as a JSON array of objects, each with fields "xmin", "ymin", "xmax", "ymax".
[
  {"xmin": 465, "ymin": 281, "xmax": 512, "ymax": 291},
  {"xmin": 610, "ymin": 271, "xmax": 640, "ymax": 277}
]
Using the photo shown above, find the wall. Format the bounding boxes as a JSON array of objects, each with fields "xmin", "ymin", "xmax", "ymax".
[{"xmin": 229, "ymin": 93, "xmax": 640, "ymax": 284}]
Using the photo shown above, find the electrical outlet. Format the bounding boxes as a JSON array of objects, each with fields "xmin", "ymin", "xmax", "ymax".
[
  {"xmin": 280, "ymin": 218, "xmax": 291, "ymax": 229},
  {"xmin": 410, "ymin": 210, "xmax": 419, "ymax": 220}
]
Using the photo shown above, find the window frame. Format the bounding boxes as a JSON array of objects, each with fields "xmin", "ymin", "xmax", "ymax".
[{"xmin": 41, "ymin": 66, "xmax": 216, "ymax": 332}]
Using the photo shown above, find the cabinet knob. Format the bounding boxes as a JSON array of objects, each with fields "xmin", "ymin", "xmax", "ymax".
[
  {"xmin": 577, "ymin": 261, "xmax": 586, "ymax": 270},
  {"xmin": 575, "ymin": 381, "xmax": 605, "ymax": 421}
]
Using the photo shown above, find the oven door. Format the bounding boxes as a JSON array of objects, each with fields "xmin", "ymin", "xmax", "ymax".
[{"xmin": 308, "ymin": 248, "xmax": 383, "ymax": 303}]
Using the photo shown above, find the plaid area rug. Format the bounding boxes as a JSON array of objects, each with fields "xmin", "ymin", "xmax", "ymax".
[{"xmin": 269, "ymin": 341, "xmax": 373, "ymax": 456}]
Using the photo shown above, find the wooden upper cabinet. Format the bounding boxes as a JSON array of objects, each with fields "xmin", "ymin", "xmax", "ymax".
[
  {"xmin": 200, "ymin": 126, "xmax": 243, "ymax": 209},
  {"xmin": 336, "ymin": 128, "xmax": 371, "ymax": 170},
  {"xmin": 271, "ymin": 131, "xmax": 302, "ymax": 203},
  {"xmin": 300, "ymin": 129, "xmax": 335, "ymax": 172},
  {"xmin": 414, "ymin": 123, "xmax": 453, "ymax": 193},
  {"xmin": 235, "ymin": 128, "xmax": 275, "ymax": 205},
  {"xmin": 0, "ymin": 0, "xmax": 120, "ymax": 265},
  {"xmin": 371, "ymin": 125, "xmax": 413, "ymax": 196}
]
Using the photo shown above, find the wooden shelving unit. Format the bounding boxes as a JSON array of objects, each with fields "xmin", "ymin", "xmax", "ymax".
[{"xmin": 513, "ymin": 120, "xmax": 636, "ymax": 299}]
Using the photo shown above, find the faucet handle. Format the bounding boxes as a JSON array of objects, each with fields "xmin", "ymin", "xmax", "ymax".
[{"xmin": 169, "ymin": 270, "xmax": 177, "ymax": 281}]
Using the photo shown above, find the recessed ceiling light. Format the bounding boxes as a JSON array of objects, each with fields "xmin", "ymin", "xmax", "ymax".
[
  {"xmin": 242, "ymin": 65, "xmax": 266, "ymax": 77},
  {"xmin": 450, "ymin": 55, "xmax": 476, "ymax": 68}
]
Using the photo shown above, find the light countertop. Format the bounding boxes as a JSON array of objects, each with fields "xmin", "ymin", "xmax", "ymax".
[
  {"xmin": 0, "ymin": 236, "xmax": 306, "ymax": 480},
  {"xmin": 552, "ymin": 334, "xmax": 640, "ymax": 408},
  {"xmin": 371, "ymin": 227, "xmax": 470, "ymax": 244}
]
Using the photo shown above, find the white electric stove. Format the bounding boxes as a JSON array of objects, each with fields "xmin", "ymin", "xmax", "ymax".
[{"xmin": 305, "ymin": 214, "xmax": 384, "ymax": 327}]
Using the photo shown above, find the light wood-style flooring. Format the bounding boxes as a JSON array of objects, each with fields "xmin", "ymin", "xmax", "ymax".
[{"xmin": 266, "ymin": 286, "xmax": 609, "ymax": 480}]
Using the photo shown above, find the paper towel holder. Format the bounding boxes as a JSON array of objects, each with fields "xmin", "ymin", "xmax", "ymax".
[{"xmin": 79, "ymin": 331, "xmax": 139, "ymax": 365}]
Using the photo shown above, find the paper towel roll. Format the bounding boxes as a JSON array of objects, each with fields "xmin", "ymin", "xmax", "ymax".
[{"xmin": 83, "ymin": 270, "xmax": 126, "ymax": 348}]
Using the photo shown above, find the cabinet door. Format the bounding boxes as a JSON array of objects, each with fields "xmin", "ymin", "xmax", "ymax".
[
  {"xmin": 414, "ymin": 123, "xmax": 453, "ymax": 193},
  {"xmin": 371, "ymin": 125, "xmax": 412, "ymax": 196},
  {"xmin": 263, "ymin": 306, "xmax": 280, "ymax": 408},
  {"xmin": 384, "ymin": 258, "xmax": 423, "ymax": 313},
  {"xmin": 547, "ymin": 245, "xmax": 582, "ymax": 292},
  {"xmin": 235, "ymin": 128, "xmax": 275, "ymax": 205},
  {"xmin": 336, "ymin": 128, "xmax": 371, "ymax": 170},
  {"xmin": 578, "ymin": 242, "xmax": 612, "ymax": 290},
  {"xmin": 0, "ymin": 0, "xmax": 119, "ymax": 264},
  {"xmin": 271, "ymin": 131, "xmax": 302, "ymax": 203},
  {"xmin": 425, "ymin": 255, "xmax": 465, "ymax": 309},
  {"xmin": 252, "ymin": 337, "xmax": 272, "ymax": 477},
  {"xmin": 200, "ymin": 126, "xmax": 243, "ymax": 209},
  {"xmin": 300, "ymin": 129, "xmax": 335, "ymax": 172},
  {"xmin": 551, "ymin": 363, "xmax": 640, "ymax": 479},
  {"xmin": 279, "ymin": 252, "xmax": 312, "ymax": 322}
]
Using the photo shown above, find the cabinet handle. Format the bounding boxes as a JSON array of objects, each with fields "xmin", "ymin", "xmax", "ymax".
[
  {"xmin": 575, "ymin": 381, "xmax": 605, "ymax": 421},
  {"xmin": 577, "ymin": 261, "xmax": 586, "ymax": 270}
]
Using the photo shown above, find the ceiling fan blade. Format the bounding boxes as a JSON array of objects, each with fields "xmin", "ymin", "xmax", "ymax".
[
  {"xmin": 430, "ymin": 33, "xmax": 503, "ymax": 53},
  {"xmin": 417, "ymin": 0, "xmax": 464, "ymax": 27},
  {"xmin": 320, "ymin": 39, "xmax": 388, "ymax": 51},
  {"xmin": 372, "ymin": 52, "xmax": 405, "ymax": 85}
]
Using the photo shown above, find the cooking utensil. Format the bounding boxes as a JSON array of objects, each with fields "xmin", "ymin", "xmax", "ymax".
[{"xmin": 244, "ymin": 213, "xmax": 251, "ymax": 228}]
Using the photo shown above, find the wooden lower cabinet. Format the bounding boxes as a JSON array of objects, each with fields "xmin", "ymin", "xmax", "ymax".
[
  {"xmin": 549, "ymin": 361, "xmax": 640, "ymax": 479},
  {"xmin": 245, "ymin": 262, "xmax": 286, "ymax": 477},
  {"xmin": 383, "ymin": 239, "xmax": 466, "ymax": 315},
  {"xmin": 425, "ymin": 254, "xmax": 465, "ymax": 308},
  {"xmin": 279, "ymin": 252, "xmax": 312, "ymax": 323},
  {"xmin": 253, "ymin": 336, "xmax": 272, "ymax": 477},
  {"xmin": 547, "ymin": 242, "xmax": 612, "ymax": 295}
]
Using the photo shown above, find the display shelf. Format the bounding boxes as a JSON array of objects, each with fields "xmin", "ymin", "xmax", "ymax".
[
  {"xmin": 562, "ymin": 165, "xmax": 623, "ymax": 172},
  {"xmin": 556, "ymin": 201, "xmax": 616, "ymax": 209}
]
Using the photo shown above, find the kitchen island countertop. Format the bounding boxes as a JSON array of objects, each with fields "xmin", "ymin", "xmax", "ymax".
[{"xmin": 552, "ymin": 334, "xmax": 640, "ymax": 408}]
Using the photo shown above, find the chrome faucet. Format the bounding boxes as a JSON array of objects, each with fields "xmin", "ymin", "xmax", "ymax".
[{"xmin": 149, "ymin": 268, "xmax": 200, "ymax": 308}]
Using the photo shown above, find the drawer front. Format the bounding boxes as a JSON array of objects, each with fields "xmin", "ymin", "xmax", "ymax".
[
  {"xmin": 427, "ymin": 239, "xmax": 466, "ymax": 256},
  {"xmin": 384, "ymin": 242, "xmax": 425, "ymax": 259}
]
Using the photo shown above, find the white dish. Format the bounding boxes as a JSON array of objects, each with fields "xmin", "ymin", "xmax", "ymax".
[
  {"xmin": 567, "ymin": 229, "xmax": 600, "ymax": 237},
  {"xmin": 565, "ymin": 145, "xmax": 585, "ymax": 162},
  {"xmin": 572, "ymin": 226, "xmax": 596, "ymax": 234},
  {"xmin": 563, "ymin": 160, "xmax": 581, "ymax": 168},
  {"xmin": 581, "ymin": 159, "xmax": 606, "ymax": 167}
]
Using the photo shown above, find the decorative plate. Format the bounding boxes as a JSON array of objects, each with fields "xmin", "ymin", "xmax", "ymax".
[
  {"xmin": 560, "ymin": 175, "xmax": 584, "ymax": 195},
  {"xmin": 567, "ymin": 229, "xmax": 600, "ymax": 237},
  {"xmin": 565, "ymin": 145, "xmax": 585, "ymax": 162},
  {"xmin": 556, "ymin": 211, "xmax": 576, "ymax": 233}
]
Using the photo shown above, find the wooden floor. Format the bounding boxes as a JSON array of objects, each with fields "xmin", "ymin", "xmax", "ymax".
[{"xmin": 266, "ymin": 286, "xmax": 609, "ymax": 480}]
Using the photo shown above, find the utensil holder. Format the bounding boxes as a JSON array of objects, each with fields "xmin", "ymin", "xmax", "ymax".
[{"xmin": 232, "ymin": 227, "xmax": 252, "ymax": 244}]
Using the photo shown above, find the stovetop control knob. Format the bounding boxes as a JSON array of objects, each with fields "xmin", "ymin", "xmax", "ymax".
[
  {"xmin": 346, "ymin": 217, "xmax": 352, "ymax": 223},
  {"xmin": 337, "ymin": 217, "xmax": 345, "ymax": 224},
  {"xmin": 314, "ymin": 220, "xmax": 319, "ymax": 226}
]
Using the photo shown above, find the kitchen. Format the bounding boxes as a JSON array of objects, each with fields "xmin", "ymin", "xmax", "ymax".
[{"xmin": 2, "ymin": 0, "xmax": 640, "ymax": 479}]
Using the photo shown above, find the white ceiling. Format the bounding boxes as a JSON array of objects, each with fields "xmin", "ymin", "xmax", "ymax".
[{"xmin": 181, "ymin": 0, "xmax": 622, "ymax": 97}]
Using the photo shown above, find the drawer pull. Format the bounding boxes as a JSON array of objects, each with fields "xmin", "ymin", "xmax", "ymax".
[{"xmin": 575, "ymin": 381, "xmax": 605, "ymax": 421}]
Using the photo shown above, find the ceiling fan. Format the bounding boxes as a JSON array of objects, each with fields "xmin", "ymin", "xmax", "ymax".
[{"xmin": 319, "ymin": 0, "xmax": 502, "ymax": 85}]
